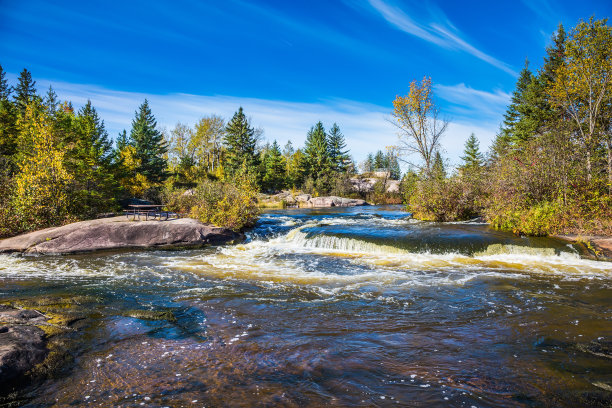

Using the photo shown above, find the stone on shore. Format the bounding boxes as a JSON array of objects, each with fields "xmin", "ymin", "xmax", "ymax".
[
  {"xmin": 306, "ymin": 196, "xmax": 368, "ymax": 208},
  {"xmin": 0, "ymin": 217, "xmax": 243, "ymax": 255}
]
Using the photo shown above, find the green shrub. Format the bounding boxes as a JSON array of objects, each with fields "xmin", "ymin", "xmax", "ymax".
[{"xmin": 163, "ymin": 173, "xmax": 259, "ymax": 232}]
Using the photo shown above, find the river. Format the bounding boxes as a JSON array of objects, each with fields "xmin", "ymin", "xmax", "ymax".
[{"xmin": 1, "ymin": 206, "xmax": 611, "ymax": 407}]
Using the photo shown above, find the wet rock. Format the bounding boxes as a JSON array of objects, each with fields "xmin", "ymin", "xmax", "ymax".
[
  {"xmin": 0, "ymin": 308, "xmax": 48, "ymax": 383},
  {"xmin": 0, "ymin": 217, "xmax": 244, "ymax": 255},
  {"xmin": 122, "ymin": 309, "xmax": 177, "ymax": 322}
]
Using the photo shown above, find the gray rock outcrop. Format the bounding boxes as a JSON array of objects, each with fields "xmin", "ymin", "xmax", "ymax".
[{"xmin": 0, "ymin": 217, "xmax": 243, "ymax": 255}]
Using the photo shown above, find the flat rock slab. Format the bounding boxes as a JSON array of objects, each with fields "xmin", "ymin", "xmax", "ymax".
[
  {"xmin": 0, "ymin": 217, "xmax": 244, "ymax": 255},
  {"xmin": 306, "ymin": 196, "xmax": 368, "ymax": 208}
]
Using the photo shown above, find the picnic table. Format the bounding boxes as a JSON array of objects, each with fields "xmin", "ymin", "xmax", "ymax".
[{"xmin": 124, "ymin": 204, "xmax": 172, "ymax": 221}]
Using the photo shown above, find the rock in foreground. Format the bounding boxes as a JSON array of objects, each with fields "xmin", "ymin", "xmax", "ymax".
[
  {"xmin": 0, "ymin": 306, "xmax": 48, "ymax": 383},
  {"xmin": 0, "ymin": 217, "xmax": 243, "ymax": 255}
]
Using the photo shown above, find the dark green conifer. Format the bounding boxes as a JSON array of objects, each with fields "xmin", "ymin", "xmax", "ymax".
[
  {"xmin": 460, "ymin": 133, "xmax": 484, "ymax": 171},
  {"xmin": 262, "ymin": 140, "xmax": 286, "ymax": 192},
  {"xmin": 13, "ymin": 68, "xmax": 37, "ymax": 114},
  {"xmin": 327, "ymin": 123, "xmax": 350, "ymax": 172},
  {"xmin": 223, "ymin": 107, "xmax": 259, "ymax": 177},
  {"xmin": 129, "ymin": 99, "xmax": 168, "ymax": 183},
  {"xmin": 0, "ymin": 65, "xmax": 10, "ymax": 101},
  {"xmin": 303, "ymin": 121, "xmax": 330, "ymax": 180}
]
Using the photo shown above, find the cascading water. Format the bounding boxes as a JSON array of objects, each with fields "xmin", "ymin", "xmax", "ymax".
[{"xmin": 0, "ymin": 205, "xmax": 611, "ymax": 407}]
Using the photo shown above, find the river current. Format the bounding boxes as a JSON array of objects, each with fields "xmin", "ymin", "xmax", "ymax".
[{"xmin": 0, "ymin": 206, "xmax": 611, "ymax": 407}]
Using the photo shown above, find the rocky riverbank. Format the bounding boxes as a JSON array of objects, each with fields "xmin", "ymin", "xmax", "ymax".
[
  {"xmin": 258, "ymin": 192, "xmax": 369, "ymax": 208},
  {"xmin": 555, "ymin": 234, "xmax": 612, "ymax": 261},
  {"xmin": 0, "ymin": 217, "xmax": 243, "ymax": 255}
]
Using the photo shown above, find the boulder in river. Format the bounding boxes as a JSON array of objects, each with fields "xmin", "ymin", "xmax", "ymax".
[{"xmin": 0, "ymin": 216, "xmax": 244, "ymax": 255}]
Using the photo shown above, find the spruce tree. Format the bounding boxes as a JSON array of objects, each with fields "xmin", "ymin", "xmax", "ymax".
[
  {"xmin": 129, "ymin": 99, "xmax": 168, "ymax": 184},
  {"xmin": 13, "ymin": 68, "xmax": 37, "ymax": 115},
  {"xmin": 327, "ymin": 123, "xmax": 349, "ymax": 172},
  {"xmin": 460, "ymin": 133, "xmax": 484, "ymax": 171},
  {"xmin": 223, "ymin": 107, "xmax": 259, "ymax": 177},
  {"xmin": 0, "ymin": 65, "xmax": 10, "ymax": 101},
  {"xmin": 303, "ymin": 121, "xmax": 330, "ymax": 181},
  {"xmin": 373, "ymin": 150, "xmax": 386, "ymax": 170},
  {"xmin": 262, "ymin": 140, "xmax": 286, "ymax": 192},
  {"xmin": 43, "ymin": 86, "xmax": 59, "ymax": 115},
  {"xmin": 499, "ymin": 60, "xmax": 534, "ymax": 150},
  {"xmin": 431, "ymin": 151, "xmax": 446, "ymax": 181}
]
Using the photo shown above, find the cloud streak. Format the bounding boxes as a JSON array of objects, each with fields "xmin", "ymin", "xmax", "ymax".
[{"xmin": 366, "ymin": 0, "xmax": 518, "ymax": 76}]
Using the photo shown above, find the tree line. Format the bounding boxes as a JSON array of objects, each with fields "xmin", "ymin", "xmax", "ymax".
[{"xmin": 0, "ymin": 67, "xmax": 375, "ymax": 236}]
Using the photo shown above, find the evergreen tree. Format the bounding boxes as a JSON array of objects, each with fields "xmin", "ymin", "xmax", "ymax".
[
  {"xmin": 0, "ymin": 65, "xmax": 18, "ymax": 171},
  {"xmin": 303, "ymin": 121, "xmax": 330, "ymax": 181},
  {"xmin": 0, "ymin": 65, "xmax": 10, "ymax": 101},
  {"xmin": 460, "ymin": 133, "xmax": 484, "ymax": 171},
  {"xmin": 13, "ymin": 69, "xmax": 37, "ymax": 115},
  {"xmin": 431, "ymin": 151, "xmax": 446, "ymax": 181},
  {"xmin": 498, "ymin": 60, "xmax": 534, "ymax": 151},
  {"xmin": 68, "ymin": 100, "xmax": 116, "ymax": 216},
  {"xmin": 373, "ymin": 150, "xmax": 386, "ymax": 170},
  {"xmin": 327, "ymin": 123, "xmax": 349, "ymax": 172},
  {"xmin": 223, "ymin": 107, "xmax": 259, "ymax": 177},
  {"xmin": 283, "ymin": 140, "xmax": 294, "ymax": 158},
  {"xmin": 129, "ymin": 99, "xmax": 168, "ymax": 184},
  {"xmin": 43, "ymin": 86, "xmax": 59, "ymax": 115},
  {"xmin": 387, "ymin": 153, "xmax": 401, "ymax": 180},
  {"xmin": 262, "ymin": 140, "xmax": 286, "ymax": 192},
  {"xmin": 116, "ymin": 130, "xmax": 129, "ymax": 151}
]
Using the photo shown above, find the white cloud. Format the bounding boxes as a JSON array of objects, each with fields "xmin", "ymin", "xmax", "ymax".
[
  {"xmin": 30, "ymin": 77, "xmax": 500, "ymax": 169},
  {"xmin": 366, "ymin": 0, "xmax": 518, "ymax": 76},
  {"xmin": 435, "ymin": 82, "xmax": 511, "ymax": 125}
]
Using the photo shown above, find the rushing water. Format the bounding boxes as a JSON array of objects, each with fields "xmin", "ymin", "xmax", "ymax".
[{"xmin": 1, "ymin": 206, "xmax": 611, "ymax": 407}]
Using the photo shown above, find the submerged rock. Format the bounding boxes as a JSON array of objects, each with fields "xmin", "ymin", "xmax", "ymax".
[{"xmin": 0, "ymin": 217, "xmax": 244, "ymax": 255}]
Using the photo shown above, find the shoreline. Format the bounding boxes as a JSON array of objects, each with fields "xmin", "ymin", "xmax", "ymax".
[{"xmin": 554, "ymin": 234, "xmax": 612, "ymax": 261}]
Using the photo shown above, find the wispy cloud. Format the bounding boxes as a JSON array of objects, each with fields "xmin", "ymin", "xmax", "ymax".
[
  {"xmin": 435, "ymin": 82, "xmax": 511, "ymax": 125},
  {"xmin": 366, "ymin": 0, "xmax": 518, "ymax": 76}
]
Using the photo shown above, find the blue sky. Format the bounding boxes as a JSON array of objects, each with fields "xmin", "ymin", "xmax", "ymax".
[{"xmin": 1, "ymin": 0, "xmax": 610, "ymax": 166}]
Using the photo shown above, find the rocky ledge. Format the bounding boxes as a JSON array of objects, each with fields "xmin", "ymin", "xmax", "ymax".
[
  {"xmin": 0, "ymin": 217, "xmax": 243, "ymax": 255},
  {"xmin": 555, "ymin": 234, "xmax": 612, "ymax": 261},
  {"xmin": 259, "ymin": 191, "xmax": 369, "ymax": 208}
]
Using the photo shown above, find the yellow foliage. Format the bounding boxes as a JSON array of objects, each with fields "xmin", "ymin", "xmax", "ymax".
[{"xmin": 12, "ymin": 105, "xmax": 73, "ymax": 224}]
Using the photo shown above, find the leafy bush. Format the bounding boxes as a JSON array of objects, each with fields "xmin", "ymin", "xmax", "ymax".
[
  {"xmin": 163, "ymin": 172, "xmax": 259, "ymax": 231},
  {"xmin": 408, "ymin": 176, "xmax": 481, "ymax": 222}
]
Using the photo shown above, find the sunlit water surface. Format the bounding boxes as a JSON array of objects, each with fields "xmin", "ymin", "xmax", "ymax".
[{"xmin": 1, "ymin": 206, "xmax": 611, "ymax": 407}]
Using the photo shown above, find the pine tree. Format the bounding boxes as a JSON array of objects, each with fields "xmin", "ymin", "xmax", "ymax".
[
  {"xmin": 223, "ymin": 107, "xmax": 259, "ymax": 177},
  {"xmin": 0, "ymin": 65, "xmax": 10, "ymax": 101},
  {"xmin": 66, "ymin": 100, "xmax": 116, "ymax": 216},
  {"xmin": 460, "ymin": 133, "xmax": 484, "ymax": 171},
  {"xmin": 262, "ymin": 140, "xmax": 286, "ymax": 192},
  {"xmin": 43, "ymin": 86, "xmax": 59, "ymax": 115},
  {"xmin": 498, "ymin": 60, "xmax": 534, "ymax": 151},
  {"xmin": 431, "ymin": 151, "xmax": 446, "ymax": 181},
  {"xmin": 283, "ymin": 140, "xmax": 294, "ymax": 158},
  {"xmin": 303, "ymin": 121, "xmax": 330, "ymax": 181},
  {"xmin": 327, "ymin": 123, "xmax": 349, "ymax": 173},
  {"xmin": 13, "ymin": 69, "xmax": 37, "ymax": 115},
  {"xmin": 129, "ymin": 99, "xmax": 168, "ymax": 184},
  {"xmin": 373, "ymin": 150, "xmax": 386, "ymax": 170},
  {"xmin": 116, "ymin": 130, "xmax": 129, "ymax": 151},
  {"xmin": 0, "ymin": 65, "xmax": 18, "ymax": 170}
]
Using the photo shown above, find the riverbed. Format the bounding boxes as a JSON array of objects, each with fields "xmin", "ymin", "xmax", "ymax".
[{"xmin": 1, "ymin": 206, "xmax": 611, "ymax": 407}]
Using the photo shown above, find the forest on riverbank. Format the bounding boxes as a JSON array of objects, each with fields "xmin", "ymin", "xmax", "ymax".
[
  {"xmin": 0, "ymin": 17, "xmax": 610, "ymax": 238},
  {"xmin": 401, "ymin": 18, "xmax": 612, "ymax": 236}
]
